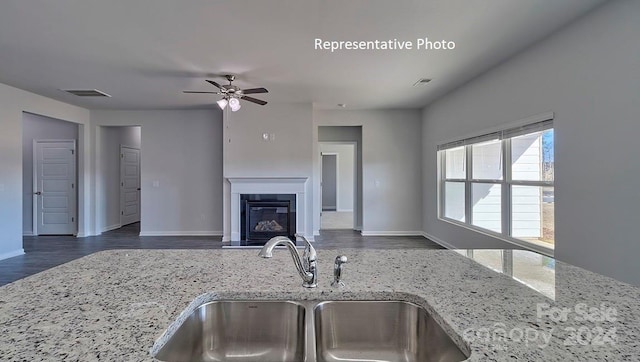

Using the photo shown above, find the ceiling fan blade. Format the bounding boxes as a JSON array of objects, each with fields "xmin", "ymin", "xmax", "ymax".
[
  {"xmin": 242, "ymin": 96, "xmax": 268, "ymax": 105},
  {"xmin": 183, "ymin": 91, "xmax": 219, "ymax": 94},
  {"xmin": 242, "ymin": 87, "xmax": 268, "ymax": 94},
  {"xmin": 206, "ymin": 80, "xmax": 222, "ymax": 89}
]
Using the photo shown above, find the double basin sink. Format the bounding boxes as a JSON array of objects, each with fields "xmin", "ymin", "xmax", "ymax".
[{"xmin": 153, "ymin": 300, "xmax": 469, "ymax": 362}]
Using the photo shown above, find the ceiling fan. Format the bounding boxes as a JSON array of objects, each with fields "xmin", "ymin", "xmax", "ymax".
[{"xmin": 183, "ymin": 75, "xmax": 268, "ymax": 112}]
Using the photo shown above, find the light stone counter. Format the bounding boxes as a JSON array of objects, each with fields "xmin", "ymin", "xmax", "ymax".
[{"xmin": 0, "ymin": 249, "xmax": 638, "ymax": 361}]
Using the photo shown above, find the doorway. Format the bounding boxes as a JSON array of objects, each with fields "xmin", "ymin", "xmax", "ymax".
[
  {"xmin": 320, "ymin": 143, "xmax": 356, "ymax": 230},
  {"xmin": 22, "ymin": 112, "xmax": 80, "ymax": 236},
  {"xmin": 120, "ymin": 145, "xmax": 141, "ymax": 226},
  {"xmin": 99, "ymin": 126, "xmax": 142, "ymax": 233}
]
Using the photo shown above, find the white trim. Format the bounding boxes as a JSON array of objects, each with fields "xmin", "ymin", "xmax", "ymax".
[
  {"xmin": 76, "ymin": 232, "xmax": 89, "ymax": 238},
  {"xmin": 0, "ymin": 249, "xmax": 25, "ymax": 260},
  {"xmin": 438, "ymin": 216, "xmax": 554, "ymax": 257},
  {"xmin": 139, "ymin": 231, "xmax": 223, "ymax": 236},
  {"xmin": 23, "ymin": 232, "xmax": 34, "ymax": 236},
  {"xmin": 360, "ymin": 230, "xmax": 424, "ymax": 236},
  {"xmin": 421, "ymin": 231, "xmax": 459, "ymax": 250},
  {"xmin": 102, "ymin": 223, "xmax": 122, "ymax": 233},
  {"xmin": 336, "ymin": 208, "xmax": 354, "ymax": 212}
]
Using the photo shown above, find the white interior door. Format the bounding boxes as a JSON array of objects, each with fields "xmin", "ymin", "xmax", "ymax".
[
  {"xmin": 120, "ymin": 146, "xmax": 141, "ymax": 226},
  {"xmin": 34, "ymin": 140, "xmax": 76, "ymax": 235}
]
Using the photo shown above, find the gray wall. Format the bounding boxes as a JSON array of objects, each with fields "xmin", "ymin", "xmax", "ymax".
[
  {"xmin": 222, "ymin": 102, "xmax": 314, "ymax": 240},
  {"xmin": 318, "ymin": 126, "xmax": 363, "ymax": 229},
  {"xmin": 92, "ymin": 110, "xmax": 223, "ymax": 236},
  {"xmin": 100, "ymin": 126, "xmax": 141, "ymax": 231},
  {"xmin": 0, "ymin": 82, "xmax": 90, "ymax": 259},
  {"xmin": 22, "ymin": 112, "xmax": 79, "ymax": 235},
  {"xmin": 315, "ymin": 111, "xmax": 423, "ymax": 235},
  {"xmin": 223, "ymin": 103, "xmax": 313, "ymax": 177},
  {"xmin": 421, "ymin": 0, "xmax": 640, "ymax": 285}
]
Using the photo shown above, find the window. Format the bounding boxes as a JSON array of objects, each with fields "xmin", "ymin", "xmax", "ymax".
[{"xmin": 438, "ymin": 117, "xmax": 554, "ymax": 253}]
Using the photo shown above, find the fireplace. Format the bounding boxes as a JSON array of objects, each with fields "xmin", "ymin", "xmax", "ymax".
[
  {"xmin": 241, "ymin": 194, "xmax": 296, "ymax": 243},
  {"xmin": 227, "ymin": 177, "xmax": 309, "ymax": 245}
]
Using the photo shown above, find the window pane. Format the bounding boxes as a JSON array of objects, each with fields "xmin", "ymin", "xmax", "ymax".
[
  {"xmin": 444, "ymin": 182, "xmax": 465, "ymax": 222},
  {"xmin": 511, "ymin": 186, "xmax": 554, "ymax": 247},
  {"xmin": 511, "ymin": 129, "xmax": 554, "ymax": 181},
  {"xmin": 472, "ymin": 140, "xmax": 502, "ymax": 180},
  {"xmin": 445, "ymin": 146, "xmax": 465, "ymax": 179},
  {"xmin": 472, "ymin": 183, "xmax": 501, "ymax": 232}
]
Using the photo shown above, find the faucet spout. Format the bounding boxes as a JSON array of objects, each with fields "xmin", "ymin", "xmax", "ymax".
[{"xmin": 258, "ymin": 235, "xmax": 318, "ymax": 288}]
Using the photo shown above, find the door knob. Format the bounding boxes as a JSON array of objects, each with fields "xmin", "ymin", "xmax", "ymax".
[{"xmin": 34, "ymin": 191, "xmax": 42, "ymax": 195}]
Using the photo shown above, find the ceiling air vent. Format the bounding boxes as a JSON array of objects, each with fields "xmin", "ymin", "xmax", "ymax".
[
  {"xmin": 62, "ymin": 89, "xmax": 111, "ymax": 97},
  {"xmin": 412, "ymin": 78, "xmax": 432, "ymax": 87}
]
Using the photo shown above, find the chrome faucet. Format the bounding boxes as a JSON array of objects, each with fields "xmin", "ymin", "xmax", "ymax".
[{"xmin": 258, "ymin": 234, "xmax": 318, "ymax": 288}]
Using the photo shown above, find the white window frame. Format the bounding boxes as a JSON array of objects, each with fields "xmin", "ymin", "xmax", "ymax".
[{"xmin": 437, "ymin": 113, "xmax": 554, "ymax": 256}]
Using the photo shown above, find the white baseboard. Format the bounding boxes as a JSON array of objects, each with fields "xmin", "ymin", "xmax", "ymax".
[
  {"xmin": 139, "ymin": 231, "xmax": 223, "ymax": 237},
  {"xmin": 336, "ymin": 208, "xmax": 354, "ymax": 212},
  {"xmin": 421, "ymin": 231, "xmax": 458, "ymax": 249},
  {"xmin": 360, "ymin": 230, "xmax": 423, "ymax": 236},
  {"xmin": 102, "ymin": 223, "xmax": 122, "ymax": 233},
  {"xmin": 0, "ymin": 249, "xmax": 25, "ymax": 261},
  {"xmin": 23, "ymin": 231, "xmax": 34, "ymax": 236}
]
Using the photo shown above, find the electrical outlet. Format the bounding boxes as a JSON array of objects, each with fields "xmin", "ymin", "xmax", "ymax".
[{"xmin": 152, "ymin": 180, "xmax": 160, "ymax": 188}]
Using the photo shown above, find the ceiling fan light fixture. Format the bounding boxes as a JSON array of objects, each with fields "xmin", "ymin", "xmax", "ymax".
[
  {"xmin": 217, "ymin": 98, "xmax": 228, "ymax": 110},
  {"xmin": 229, "ymin": 97, "xmax": 241, "ymax": 112}
]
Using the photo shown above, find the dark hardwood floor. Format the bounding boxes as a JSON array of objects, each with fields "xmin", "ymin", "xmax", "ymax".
[{"xmin": 0, "ymin": 224, "xmax": 442, "ymax": 286}]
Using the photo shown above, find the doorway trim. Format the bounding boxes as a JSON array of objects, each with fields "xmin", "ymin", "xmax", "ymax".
[{"xmin": 32, "ymin": 139, "xmax": 77, "ymax": 236}]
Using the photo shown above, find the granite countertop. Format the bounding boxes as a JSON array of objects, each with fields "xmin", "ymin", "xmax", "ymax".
[{"xmin": 0, "ymin": 248, "xmax": 638, "ymax": 361}]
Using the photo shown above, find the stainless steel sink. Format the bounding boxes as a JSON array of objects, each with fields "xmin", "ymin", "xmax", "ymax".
[
  {"xmin": 154, "ymin": 300, "xmax": 306, "ymax": 362},
  {"xmin": 314, "ymin": 301, "xmax": 468, "ymax": 362},
  {"xmin": 153, "ymin": 300, "xmax": 468, "ymax": 362}
]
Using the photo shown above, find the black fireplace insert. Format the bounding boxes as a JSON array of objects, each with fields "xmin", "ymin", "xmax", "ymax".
[{"xmin": 241, "ymin": 194, "xmax": 296, "ymax": 244}]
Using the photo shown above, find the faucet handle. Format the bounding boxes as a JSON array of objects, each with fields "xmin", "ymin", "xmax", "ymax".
[{"xmin": 331, "ymin": 255, "xmax": 348, "ymax": 288}]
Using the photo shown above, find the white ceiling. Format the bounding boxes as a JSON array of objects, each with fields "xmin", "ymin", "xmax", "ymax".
[{"xmin": 0, "ymin": 0, "xmax": 605, "ymax": 110}]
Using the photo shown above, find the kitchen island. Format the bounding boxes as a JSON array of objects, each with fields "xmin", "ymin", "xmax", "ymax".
[{"xmin": 0, "ymin": 248, "xmax": 638, "ymax": 361}]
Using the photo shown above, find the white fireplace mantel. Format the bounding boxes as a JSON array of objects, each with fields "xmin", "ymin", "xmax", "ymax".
[{"xmin": 227, "ymin": 177, "xmax": 309, "ymax": 244}]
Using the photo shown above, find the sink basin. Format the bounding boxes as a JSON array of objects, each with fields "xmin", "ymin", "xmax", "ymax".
[
  {"xmin": 154, "ymin": 300, "xmax": 306, "ymax": 362},
  {"xmin": 314, "ymin": 301, "xmax": 467, "ymax": 362},
  {"xmin": 153, "ymin": 299, "xmax": 468, "ymax": 362}
]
